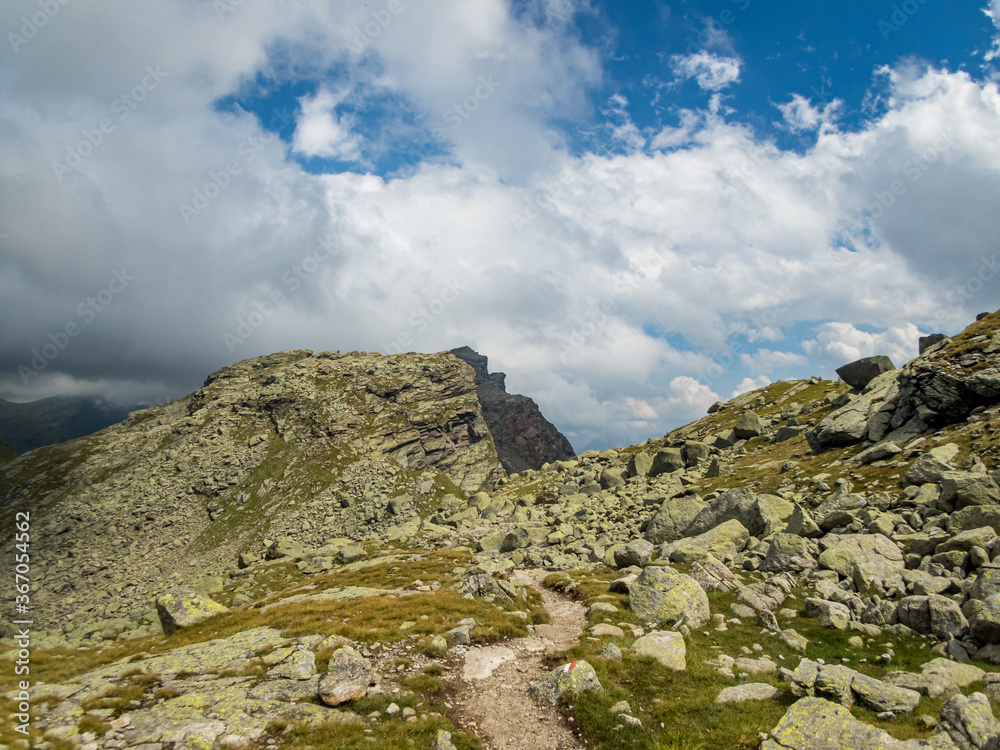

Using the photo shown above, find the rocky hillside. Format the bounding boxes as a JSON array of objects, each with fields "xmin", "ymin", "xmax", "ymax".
[
  {"xmin": 0, "ymin": 395, "xmax": 142, "ymax": 455},
  {"xmin": 9, "ymin": 313, "xmax": 1000, "ymax": 750},
  {"xmin": 450, "ymin": 346, "xmax": 575, "ymax": 473},
  {"xmin": 0, "ymin": 349, "xmax": 504, "ymax": 640}
]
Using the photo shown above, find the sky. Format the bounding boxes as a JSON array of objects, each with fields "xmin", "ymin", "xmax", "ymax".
[{"xmin": 2, "ymin": 0, "xmax": 1000, "ymax": 452}]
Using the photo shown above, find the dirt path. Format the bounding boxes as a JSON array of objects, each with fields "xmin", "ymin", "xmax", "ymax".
[{"xmin": 445, "ymin": 569, "xmax": 588, "ymax": 750}]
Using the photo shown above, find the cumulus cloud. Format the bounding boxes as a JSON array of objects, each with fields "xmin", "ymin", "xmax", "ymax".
[
  {"xmin": 740, "ymin": 349, "xmax": 809, "ymax": 376},
  {"xmin": 776, "ymin": 94, "xmax": 841, "ymax": 133},
  {"xmin": 802, "ymin": 322, "xmax": 924, "ymax": 374},
  {"xmin": 292, "ymin": 87, "xmax": 363, "ymax": 161},
  {"xmin": 2, "ymin": 4, "xmax": 1000, "ymax": 451},
  {"xmin": 672, "ymin": 52, "xmax": 742, "ymax": 91},
  {"xmin": 731, "ymin": 376, "xmax": 772, "ymax": 399}
]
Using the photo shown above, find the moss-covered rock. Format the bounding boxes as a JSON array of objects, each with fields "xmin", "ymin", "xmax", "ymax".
[{"xmin": 628, "ymin": 566, "xmax": 710, "ymax": 628}]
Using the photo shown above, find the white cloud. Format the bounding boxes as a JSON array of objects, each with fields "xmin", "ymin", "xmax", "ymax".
[
  {"xmin": 2, "ymin": 5, "xmax": 1000, "ymax": 451},
  {"xmin": 731, "ymin": 376, "xmax": 771, "ymax": 399},
  {"xmin": 776, "ymin": 94, "xmax": 841, "ymax": 133},
  {"xmin": 291, "ymin": 88, "xmax": 362, "ymax": 161},
  {"xmin": 985, "ymin": 2, "xmax": 1000, "ymax": 61},
  {"xmin": 672, "ymin": 52, "xmax": 742, "ymax": 91},
  {"xmin": 740, "ymin": 349, "xmax": 809, "ymax": 375},
  {"xmin": 802, "ymin": 322, "xmax": 924, "ymax": 374}
]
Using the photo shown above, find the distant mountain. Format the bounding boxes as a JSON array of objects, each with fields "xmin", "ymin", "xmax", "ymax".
[
  {"xmin": 450, "ymin": 346, "xmax": 575, "ymax": 473},
  {"xmin": 0, "ymin": 395, "xmax": 141, "ymax": 454}
]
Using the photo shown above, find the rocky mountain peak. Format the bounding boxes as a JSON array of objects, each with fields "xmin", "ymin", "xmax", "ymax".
[{"xmin": 449, "ymin": 346, "xmax": 575, "ymax": 473}]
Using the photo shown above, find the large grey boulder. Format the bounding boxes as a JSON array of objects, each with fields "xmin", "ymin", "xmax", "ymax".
[
  {"xmin": 896, "ymin": 595, "xmax": 968, "ymax": 640},
  {"xmin": 685, "ymin": 487, "xmax": 793, "ymax": 539},
  {"xmin": 155, "ymin": 588, "xmax": 227, "ymax": 635},
  {"xmin": 939, "ymin": 473, "xmax": 1000, "ymax": 509},
  {"xmin": 965, "ymin": 594, "xmax": 1000, "ymax": 643},
  {"xmin": 318, "ymin": 646, "xmax": 374, "ymax": 706},
  {"xmin": 627, "ymin": 451, "xmax": 653, "ymax": 477},
  {"xmin": 804, "ymin": 598, "xmax": 851, "ymax": 630},
  {"xmin": 905, "ymin": 444, "xmax": 960, "ymax": 486},
  {"xmin": 949, "ymin": 506, "xmax": 1000, "ymax": 536},
  {"xmin": 649, "ymin": 448, "xmax": 685, "ymax": 476},
  {"xmin": 628, "ymin": 566, "xmax": 710, "ymax": 628},
  {"xmin": 811, "ymin": 368, "xmax": 900, "ymax": 448},
  {"xmin": 837, "ymin": 355, "xmax": 895, "ymax": 389},
  {"xmin": 733, "ymin": 410, "xmax": 764, "ymax": 440},
  {"xmin": 817, "ymin": 534, "xmax": 905, "ymax": 591},
  {"xmin": 659, "ymin": 519, "xmax": 750, "ymax": 564},
  {"xmin": 643, "ymin": 495, "xmax": 706, "ymax": 545},
  {"xmin": 760, "ymin": 697, "xmax": 912, "ymax": 750},
  {"xmin": 760, "ymin": 533, "xmax": 812, "ymax": 573},
  {"xmin": 939, "ymin": 692, "xmax": 1000, "ymax": 750},
  {"xmin": 614, "ymin": 539, "xmax": 655, "ymax": 569}
]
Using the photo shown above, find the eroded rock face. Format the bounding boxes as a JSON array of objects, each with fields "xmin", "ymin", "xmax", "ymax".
[{"xmin": 450, "ymin": 346, "xmax": 575, "ymax": 473}]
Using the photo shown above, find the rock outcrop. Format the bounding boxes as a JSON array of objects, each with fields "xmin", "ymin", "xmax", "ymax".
[
  {"xmin": 0, "ymin": 349, "xmax": 504, "ymax": 636},
  {"xmin": 450, "ymin": 346, "xmax": 574, "ymax": 473}
]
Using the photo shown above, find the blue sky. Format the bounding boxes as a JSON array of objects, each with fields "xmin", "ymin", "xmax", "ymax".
[{"xmin": 2, "ymin": 0, "xmax": 1000, "ymax": 451}]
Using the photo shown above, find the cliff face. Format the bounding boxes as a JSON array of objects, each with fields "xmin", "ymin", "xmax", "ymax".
[
  {"xmin": 0, "ymin": 349, "xmax": 504, "ymax": 635},
  {"xmin": 450, "ymin": 346, "xmax": 575, "ymax": 473}
]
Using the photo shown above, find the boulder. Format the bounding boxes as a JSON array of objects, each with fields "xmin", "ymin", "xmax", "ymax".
[
  {"xmin": 682, "ymin": 440, "xmax": 711, "ymax": 466},
  {"xmin": 905, "ymin": 444, "xmax": 960, "ymax": 486},
  {"xmin": 630, "ymin": 630, "xmax": 686, "ymax": 670},
  {"xmin": 969, "ymin": 568, "xmax": 1000, "ymax": 601},
  {"xmin": 965, "ymin": 594, "xmax": 1000, "ymax": 643},
  {"xmin": 939, "ymin": 473, "xmax": 1000, "ymax": 509},
  {"xmin": 614, "ymin": 539, "xmax": 655, "ymax": 569},
  {"xmin": 266, "ymin": 536, "xmax": 305, "ymax": 560},
  {"xmin": 733, "ymin": 410, "xmax": 764, "ymax": 440},
  {"xmin": 318, "ymin": 646, "xmax": 374, "ymax": 706},
  {"xmin": 628, "ymin": 567, "xmax": 710, "ymax": 628},
  {"xmin": 837, "ymin": 355, "xmax": 895, "ymax": 389},
  {"xmin": 938, "ymin": 527, "xmax": 999, "ymax": 554},
  {"xmin": 659, "ymin": 519, "xmax": 750, "ymax": 564},
  {"xmin": 896, "ymin": 595, "xmax": 968, "ymax": 640},
  {"xmin": 760, "ymin": 533, "xmax": 811, "ymax": 573},
  {"xmin": 716, "ymin": 683, "xmax": 782, "ymax": 704},
  {"xmin": 644, "ymin": 495, "xmax": 707, "ymax": 545},
  {"xmin": 686, "ymin": 487, "xmax": 793, "ymax": 539},
  {"xmin": 948, "ymin": 506, "xmax": 1000, "ymax": 536},
  {"xmin": 939, "ymin": 692, "xmax": 1000, "ymax": 750},
  {"xmin": 155, "ymin": 588, "xmax": 227, "ymax": 635},
  {"xmin": 849, "ymin": 673, "xmax": 921, "ymax": 714},
  {"xmin": 530, "ymin": 661, "xmax": 603, "ymax": 705},
  {"xmin": 627, "ymin": 451, "xmax": 653, "ymax": 477},
  {"xmin": 817, "ymin": 534, "xmax": 905, "ymax": 591},
  {"xmin": 761, "ymin": 697, "xmax": 916, "ymax": 750},
  {"xmin": 804, "ymin": 598, "xmax": 851, "ymax": 630},
  {"xmin": 649, "ymin": 448, "xmax": 685, "ymax": 476}
]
